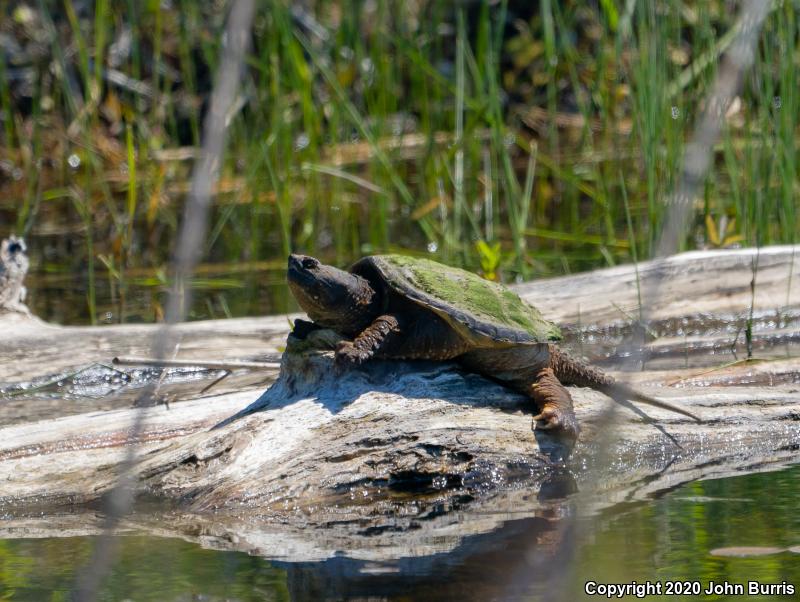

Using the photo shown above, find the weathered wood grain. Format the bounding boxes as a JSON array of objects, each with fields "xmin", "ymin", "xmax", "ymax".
[
  {"xmin": 3, "ymin": 245, "xmax": 798, "ymax": 383},
  {"xmin": 0, "ymin": 246, "xmax": 798, "ymax": 562}
]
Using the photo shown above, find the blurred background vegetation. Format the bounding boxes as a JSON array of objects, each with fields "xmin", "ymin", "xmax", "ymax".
[{"xmin": 0, "ymin": 0, "xmax": 797, "ymax": 325}]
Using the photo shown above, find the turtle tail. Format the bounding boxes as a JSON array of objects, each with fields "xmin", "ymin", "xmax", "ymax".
[{"xmin": 548, "ymin": 345, "xmax": 702, "ymax": 423}]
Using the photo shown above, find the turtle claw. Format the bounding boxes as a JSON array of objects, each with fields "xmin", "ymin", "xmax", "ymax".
[
  {"xmin": 532, "ymin": 406, "xmax": 580, "ymax": 445},
  {"xmin": 334, "ymin": 342, "xmax": 369, "ymax": 372},
  {"xmin": 291, "ymin": 318, "xmax": 322, "ymax": 340},
  {"xmin": 532, "ymin": 411, "xmax": 559, "ymax": 430},
  {"xmin": 532, "ymin": 405, "xmax": 564, "ymax": 429}
]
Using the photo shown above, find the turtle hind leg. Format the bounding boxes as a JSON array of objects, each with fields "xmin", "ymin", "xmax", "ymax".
[
  {"xmin": 529, "ymin": 367, "xmax": 580, "ymax": 446},
  {"xmin": 460, "ymin": 347, "xmax": 580, "ymax": 448}
]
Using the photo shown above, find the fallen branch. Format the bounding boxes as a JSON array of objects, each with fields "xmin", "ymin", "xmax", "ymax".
[{"xmin": 112, "ymin": 356, "xmax": 281, "ymax": 371}]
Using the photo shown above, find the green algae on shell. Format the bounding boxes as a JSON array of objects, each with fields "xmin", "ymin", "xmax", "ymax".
[{"xmin": 352, "ymin": 254, "xmax": 562, "ymax": 345}]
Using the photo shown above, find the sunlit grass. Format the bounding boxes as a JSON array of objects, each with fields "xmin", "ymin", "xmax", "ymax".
[{"xmin": 0, "ymin": 1, "xmax": 797, "ymax": 324}]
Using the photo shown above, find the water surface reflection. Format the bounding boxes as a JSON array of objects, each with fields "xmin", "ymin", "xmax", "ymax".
[{"xmin": 2, "ymin": 464, "xmax": 799, "ymax": 600}]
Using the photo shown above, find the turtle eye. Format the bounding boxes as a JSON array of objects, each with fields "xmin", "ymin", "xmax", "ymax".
[{"xmin": 302, "ymin": 257, "xmax": 319, "ymax": 270}]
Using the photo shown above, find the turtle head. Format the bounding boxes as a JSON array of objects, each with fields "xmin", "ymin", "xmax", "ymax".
[{"xmin": 287, "ymin": 254, "xmax": 380, "ymax": 336}]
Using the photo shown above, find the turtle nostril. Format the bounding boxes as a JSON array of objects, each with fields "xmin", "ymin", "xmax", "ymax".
[{"xmin": 302, "ymin": 257, "xmax": 318, "ymax": 270}]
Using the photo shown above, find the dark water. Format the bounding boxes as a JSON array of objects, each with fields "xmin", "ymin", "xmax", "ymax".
[
  {"xmin": 23, "ymin": 263, "xmax": 298, "ymax": 326},
  {"xmin": 2, "ymin": 464, "xmax": 799, "ymax": 601}
]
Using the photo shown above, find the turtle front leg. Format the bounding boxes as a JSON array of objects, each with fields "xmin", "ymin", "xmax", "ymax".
[
  {"xmin": 335, "ymin": 314, "xmax": 400, "ymax": 370},
  {"xmin": 530, "ymin": 367, "xmax": 580, "ymax": 445}
]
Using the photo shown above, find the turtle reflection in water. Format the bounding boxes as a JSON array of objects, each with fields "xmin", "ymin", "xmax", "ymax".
[{"xmin": 287, "ymin": 254, "xmax": 700, "ymax": 451}]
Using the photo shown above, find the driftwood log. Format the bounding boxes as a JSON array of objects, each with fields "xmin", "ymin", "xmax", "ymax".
[{"xmin": 1, "ymin": 246, "xmax": 799, "ymax": 563}]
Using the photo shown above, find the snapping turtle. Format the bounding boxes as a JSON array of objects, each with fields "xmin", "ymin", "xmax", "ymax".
[{"xmin": 287, "ymin": 253, "xmax": 700, "ymax": 446}]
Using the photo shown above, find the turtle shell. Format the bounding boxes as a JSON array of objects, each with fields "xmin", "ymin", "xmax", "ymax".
[{"xmin": 352, "ymin": 254, "xmax": 561, "ymax": 345}]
